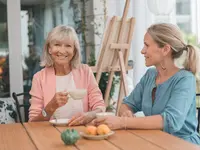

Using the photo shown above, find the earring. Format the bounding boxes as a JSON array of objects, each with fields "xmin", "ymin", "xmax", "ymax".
[{"xmin": 160, "ymin": 63, "xmax": 166, "ymax": 70}]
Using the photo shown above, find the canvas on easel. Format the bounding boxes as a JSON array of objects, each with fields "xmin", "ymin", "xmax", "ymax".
[{"xmin": 91, "ymin": 0, "xmax": 135, "ymax": 114}]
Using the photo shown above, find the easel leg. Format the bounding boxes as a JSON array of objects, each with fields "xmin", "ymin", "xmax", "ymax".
[
  {"xmin": 118, "ymin": 51, "xmax": 129, "ymax": 96},
  {"xmin": 104, "ymin": 71, "xmax": 115, "ymax": 107},
  {"xmin": 116, "ymin": 79, "xmax": 124, "ymax": 115}
]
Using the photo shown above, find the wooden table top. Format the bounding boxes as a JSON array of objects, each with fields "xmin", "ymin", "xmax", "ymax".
[{"xmin": 0, "ymin": 122, "xmax": 199, "ymax": 150}]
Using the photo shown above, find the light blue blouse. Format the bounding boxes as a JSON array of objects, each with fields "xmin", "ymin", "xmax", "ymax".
[{"xmin": 123, "ymin": 68, "xmax": 200, "ymax": 145}]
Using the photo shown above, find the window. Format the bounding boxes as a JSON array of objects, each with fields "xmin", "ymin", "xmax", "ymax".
[
  {"xmin": 0, "ymin": 1, "xmax": 10, "ymax": 98},
  {"xmin": 176, "ymin": 0, "xmax": 199, "ymax": 47},
  {"xmin": 176, "ymin": 0, "xmax": 190, "ymax": 15}
]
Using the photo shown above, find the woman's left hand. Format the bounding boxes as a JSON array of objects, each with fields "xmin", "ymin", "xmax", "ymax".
[
  {"xmin": 93, "ymin": 116, "xmax": 125, "ymax": 130},
  {"xmin": 68, "ymin": 111, "xmax": 96, "ymax": 126}
]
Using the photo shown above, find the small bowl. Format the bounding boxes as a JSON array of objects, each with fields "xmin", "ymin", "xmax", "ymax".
[
  {"xmin": 96, "ymin": 112, "xmax": 115, "ymax": 118},
  {"xmin": 68, "ymin": 89, "xmax": 87, "ymax": 100}
]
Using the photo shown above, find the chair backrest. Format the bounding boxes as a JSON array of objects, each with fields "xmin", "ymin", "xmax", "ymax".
[
  {"xmin": 196, "ymin": 80, "xmax": 200, "ymax": 108},
  {"xmin": 0, "ymin": 98, "xmax": 16, "ymax": 124},
  {"xmin": 196, "ymin": 94, "xmax": 200, "ymax": 132},
  {"xmin": 12, "ymin": 92, "xmax": 30, "ymax": 123},
  {"xmin": 196, "ymin": 93, "xmax": 200, "ymax": 109}
]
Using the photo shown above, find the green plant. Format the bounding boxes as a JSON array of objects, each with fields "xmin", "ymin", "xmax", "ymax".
[
  {"xmin": 69, "ymin": 0, "xmax": 106, "ymax": 63},
  {"xmin": 69, "ymin": 0, "xmax": 90, "ymax": 62},
  {"xmin": 183, "ymin": 33, "xmax": 200, "ymax": 48},
  {"xmin": 61, "ymin": 129, "xmax": 80, "ymax": 145},
  {"xmin": 88, "ymin": 50, "xmax": 119, "ymax": 112}
]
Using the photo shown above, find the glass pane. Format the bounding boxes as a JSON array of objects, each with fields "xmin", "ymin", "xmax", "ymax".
[
  {"xmin": 176, "ymin": 0, "xmax": 199, "ymax": 47},
  {"xmin": 0, "ymin": 0, "xmax": 10, "ymax": 98},
  {"xmin": 176, "ymin": 0, "xmax": 190, "ymax": 15}
]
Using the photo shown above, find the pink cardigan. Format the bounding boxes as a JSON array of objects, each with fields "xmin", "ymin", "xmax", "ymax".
[{"xmin": 29, "ymin": 64, "xmax": 105, "ymax": 121}]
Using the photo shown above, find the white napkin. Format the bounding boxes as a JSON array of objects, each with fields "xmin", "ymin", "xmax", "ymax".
[{"xmin": 134, "ymin": 111, "xmax": 145, "ymax": 117}]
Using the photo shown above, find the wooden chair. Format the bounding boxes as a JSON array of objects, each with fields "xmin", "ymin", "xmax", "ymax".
[{"xmin": 196, "ymin": 93, "xmax": 200, "ymax": 132}]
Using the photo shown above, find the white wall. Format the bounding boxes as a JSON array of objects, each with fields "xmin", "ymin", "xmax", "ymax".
[{"xmin": 106, "ymin": 0, "xmax": 153, "ymax": 87}]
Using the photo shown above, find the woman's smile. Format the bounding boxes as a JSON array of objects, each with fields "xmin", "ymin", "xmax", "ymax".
[{"xmin": 56, "ymin": 54, "xmax": 68, "ymax": 60}]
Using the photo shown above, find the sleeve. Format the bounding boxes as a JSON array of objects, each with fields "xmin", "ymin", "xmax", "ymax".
[
  {"xmin": 123, "ymin": 70, "xmax": 148, "ymax": 113},
  {"xmin": 86, "ymin": 65, "xmax": 106, "ymax": 112},
  {"xmin": 28, "ymin": 73, "xmax": 44, "ymax": 121},
  {"xmin": 161, "ymin": 75, "xmax": 196, "ymax": 134}
]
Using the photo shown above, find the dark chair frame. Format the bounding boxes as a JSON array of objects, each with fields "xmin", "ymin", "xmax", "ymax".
[
  {"xmin": 196, "ymin": 93, "xmax": 200, "ymax": 132},
  {"xmin": 12, "ymin": 92, "xmax": 30, "ymax": 124}
]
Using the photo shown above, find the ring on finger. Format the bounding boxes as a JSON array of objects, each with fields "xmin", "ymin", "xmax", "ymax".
[{"xmin": 76, "ymin": 120, "xmax": 81, "ymax": 125}]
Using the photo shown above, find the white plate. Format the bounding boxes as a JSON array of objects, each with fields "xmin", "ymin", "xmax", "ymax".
[
  {"xmin": 96, "ymin": 112, "xmax": 115, "ymax": 118},
  {"xmin": 79, "ymin": 131, "xmax": 115, "ymax": 140},
  {"xmin": 49, "ymin": 119, "xmax": 70, "ymax": 126}
]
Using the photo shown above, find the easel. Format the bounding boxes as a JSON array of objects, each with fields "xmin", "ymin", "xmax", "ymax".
[{"xmin": 91, "ymin": 0, "xmax": 135, "ymax": 114}]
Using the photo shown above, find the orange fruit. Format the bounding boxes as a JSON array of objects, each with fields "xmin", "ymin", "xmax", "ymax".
[
  {"xmin": 97, "ymin": 124, "xmax": 111, "ymax": 135},
  {"xmin": 85, "ymin": 126, "xmax": 97, "ymax": 135}
]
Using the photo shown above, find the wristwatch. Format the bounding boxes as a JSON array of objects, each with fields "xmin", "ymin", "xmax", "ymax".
[{"xmin": 42, "ymin": 109, "xmax": 49, "ymax": 117}]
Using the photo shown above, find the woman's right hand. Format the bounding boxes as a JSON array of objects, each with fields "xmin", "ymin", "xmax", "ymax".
[
  {"xmin": 121, "ymin": 110, "xmax": 135, "ymax": 117},
  {"xmin": 45, "ymin": 92, "xmax": 69, "ymax": 114},
  {"xmin": 118, "ymin": 104, "xmax": 135, "ymax": 117}
]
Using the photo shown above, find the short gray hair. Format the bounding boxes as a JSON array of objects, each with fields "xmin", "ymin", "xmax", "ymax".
[{"xmin": 40, "ymin": 25, "xmax": 81, "ymax": 68}]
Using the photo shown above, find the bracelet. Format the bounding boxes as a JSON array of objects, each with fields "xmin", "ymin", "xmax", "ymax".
[{"xmin": 120, "ymin": 117, "xmax": 127, "ymax": 130}]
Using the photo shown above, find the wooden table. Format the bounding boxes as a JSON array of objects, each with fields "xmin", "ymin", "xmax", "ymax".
[{"xmin": 0, "ymin": 122, "xmax": 199, "ymax": 150}]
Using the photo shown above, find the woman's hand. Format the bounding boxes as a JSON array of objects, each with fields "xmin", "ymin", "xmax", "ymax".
[
  {"xmin": 68, "ymin": 111, "xmax": 96, "ymax": 126},
  {"xmin": 118, "ymin": 104, "xmax": 134, "ymax": 117},
  {"xmin": 93, "ymin": 116, "xmax": 125, "ymax": 130},
  {"xmin": 121, "ymin": 110, "xmax": 135, "ymax": 117},
  {"xmin": 45, "ymin": 92, "xmax": 69, "ymax": 114}
]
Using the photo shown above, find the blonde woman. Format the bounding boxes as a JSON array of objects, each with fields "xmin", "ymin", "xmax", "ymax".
[
  {"xmin": 29, "ymin": 25, "xmax": 105, "ymax": 126},
  {"xmin": 94, "ymin": 23, "xmax": 200, "ymax": 145}
]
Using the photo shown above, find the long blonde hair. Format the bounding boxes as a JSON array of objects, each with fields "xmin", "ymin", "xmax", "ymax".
[
  {"xmin": 147, "ymin": 23, "xmax": 199, "ymax": 75},
  {"xmin": 40, "ymin": 25, "xmax": 81, "ymax": 68}
]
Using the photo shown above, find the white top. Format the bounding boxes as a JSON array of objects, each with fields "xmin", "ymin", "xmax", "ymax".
[{"xmin": 54, "ymin": 72, "xmax": 84, "ymax": 119}]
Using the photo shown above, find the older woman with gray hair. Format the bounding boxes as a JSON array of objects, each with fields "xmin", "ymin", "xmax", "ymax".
[
  {"xmin": 94, "ymin": 23, "xmax": 200, "ymax": 145},
  {"xmin": 29, "ymin": 25, "xmax": 105, "ymax": 126}
]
